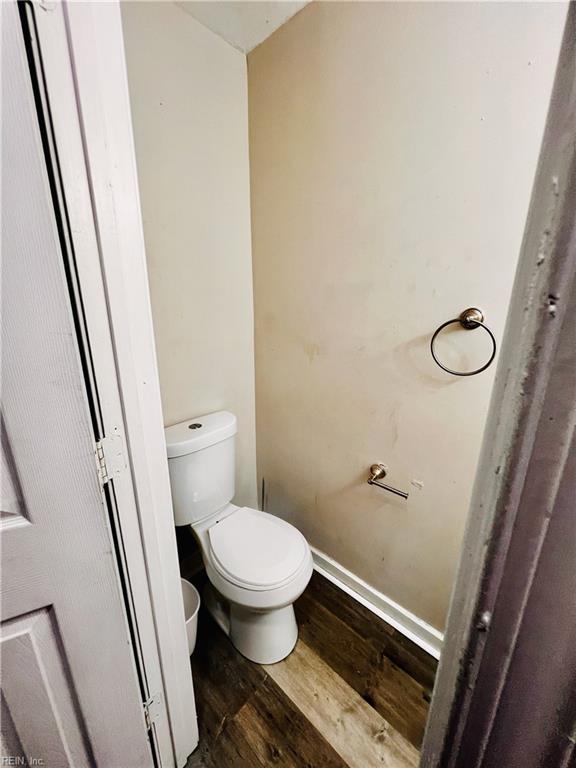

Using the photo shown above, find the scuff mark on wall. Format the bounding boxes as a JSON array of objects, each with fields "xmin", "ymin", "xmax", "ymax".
[{"xmin": 304, "ymin": 342, "xmax": 321, "ymax": 363}]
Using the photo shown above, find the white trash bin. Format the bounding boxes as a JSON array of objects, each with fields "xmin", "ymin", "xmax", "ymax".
[{"xmin": 181, "ymin": 578, "xmax": 201, "ymax": 655}]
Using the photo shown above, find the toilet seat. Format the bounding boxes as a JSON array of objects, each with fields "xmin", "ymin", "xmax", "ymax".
[{"xmin": 208, "ymin": 507, "xmax": 309, "ymax": 591}]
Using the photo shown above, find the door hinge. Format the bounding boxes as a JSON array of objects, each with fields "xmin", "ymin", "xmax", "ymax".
[
  {"xmin": 95, "ymin": 433, "xmax": 126, "ymax": 485},
  {"xmin": 143, "ymin": 693, "xmax": 162, "ymax": 731}
]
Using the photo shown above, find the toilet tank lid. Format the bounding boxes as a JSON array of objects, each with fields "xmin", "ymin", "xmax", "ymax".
[{"xmin": 165, "ymin": 411, "xmax": 237, "ymax": 458}]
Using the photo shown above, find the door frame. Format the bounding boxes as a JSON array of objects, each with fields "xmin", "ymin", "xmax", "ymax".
[
  {"xmin": 3, "ymin": 3, "xmax": 156, "ymax": 764},
  {"xmin": 25, "ymin": 2, "xmax": 198, "ymax": 766}
]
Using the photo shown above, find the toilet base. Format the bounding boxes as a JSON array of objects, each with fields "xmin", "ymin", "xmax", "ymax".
[{"xmin": 204, "ymin": 584, "xmax": 298, "ymax": 664}]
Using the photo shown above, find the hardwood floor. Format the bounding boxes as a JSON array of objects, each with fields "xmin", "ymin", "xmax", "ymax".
[{"xmin": 184, "ymin": 571, "xmax": 436, "ymax": 768}]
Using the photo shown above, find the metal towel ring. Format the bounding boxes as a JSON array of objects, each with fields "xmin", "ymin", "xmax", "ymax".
[{"xmin": 430, "ymin": 307, "xmax": 497, "ymax": 377}]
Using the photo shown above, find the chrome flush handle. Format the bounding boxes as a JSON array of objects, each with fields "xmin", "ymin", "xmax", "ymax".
[{"xmin": 367, "ymin": 464, "xmax": 409, "ymax": 500}]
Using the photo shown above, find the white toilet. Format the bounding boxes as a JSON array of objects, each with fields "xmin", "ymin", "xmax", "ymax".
[{"xmin": 165, "ymin": 411, "xmax": 313, "ymax": 664}]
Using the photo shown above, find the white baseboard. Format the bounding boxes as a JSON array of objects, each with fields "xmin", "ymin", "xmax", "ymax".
[{"xmin": 310, "ymin": 547, "xmax": 444, "ymax": 660}]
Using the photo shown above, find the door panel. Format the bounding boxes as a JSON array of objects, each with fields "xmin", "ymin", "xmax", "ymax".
[
  {"xmin": 0, "ymin": 417, "xmax": 27, "ymax": 525},
  {"xmin": 1, "ymin": 4, "xmax": 154, "ymax": 765},
  {"xmin": 1, "ymin": 609, "xmax": 92, "ymax": 765}
]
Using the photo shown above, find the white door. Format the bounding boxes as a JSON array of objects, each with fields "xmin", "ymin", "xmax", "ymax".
[{"xmin": 1, "ymin": 4, "xmax": 154, "ymax": 766}]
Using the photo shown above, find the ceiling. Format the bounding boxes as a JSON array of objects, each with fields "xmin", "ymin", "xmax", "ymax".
[{"xmin": 175, "ymin": 1, "xmax": 310, "ymax": 54}]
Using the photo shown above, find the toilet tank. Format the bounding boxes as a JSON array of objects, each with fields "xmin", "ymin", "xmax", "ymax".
[{"xmin": 165, "ymin": 411, "xmax": 237, "ymax": 526}]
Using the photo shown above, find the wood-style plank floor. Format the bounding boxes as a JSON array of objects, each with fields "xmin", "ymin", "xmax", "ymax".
[{"xmin": 184, "ymin": 571, "xmax": 436, "ymax": 768}]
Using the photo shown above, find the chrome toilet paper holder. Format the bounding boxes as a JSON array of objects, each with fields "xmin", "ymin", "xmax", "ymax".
[{"xmin": 367, "ymin": 464, "xmax": 409, "ymax": 500}]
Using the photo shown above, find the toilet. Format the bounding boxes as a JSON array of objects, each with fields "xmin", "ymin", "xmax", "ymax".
[{"xmin": 165, "ymin": 411, "xmax": 313, "ymax": 664}]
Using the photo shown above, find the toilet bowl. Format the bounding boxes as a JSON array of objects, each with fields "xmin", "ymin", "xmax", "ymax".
[
  {"xmin": 197, "ymin": 505, "xmax": 312, "ymax": 663},
  {"xmin": 165, "ymin": 411, "xmax": 313, "ymax": 664}
]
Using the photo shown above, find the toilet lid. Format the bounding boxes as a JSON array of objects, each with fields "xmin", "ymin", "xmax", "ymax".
[{"xmin": 208, "ymin": 508, "xmax": 309, "ymax": 589}]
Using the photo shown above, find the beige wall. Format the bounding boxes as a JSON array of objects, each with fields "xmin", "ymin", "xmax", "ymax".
[
  {"xmin": 248, "ymin": 2, "xmax": 566, "ymax": 630},
  {"xmin": 122, "ymin": 2, "xmax": 257, "ymax": 506}
]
